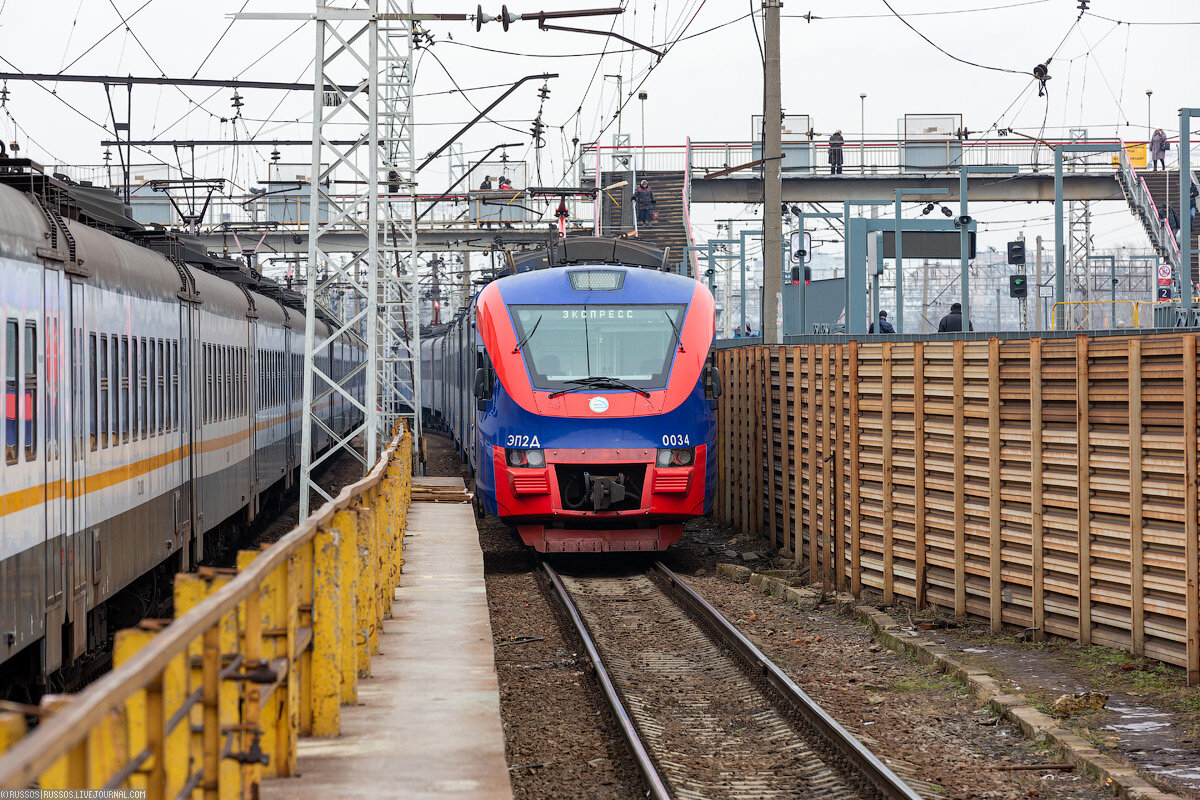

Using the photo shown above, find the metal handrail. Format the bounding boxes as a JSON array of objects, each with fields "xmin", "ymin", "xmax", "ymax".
[
  {"xmin": 1050, "ymin": 299, "xmax": 1140, "ymax": 330},
  {"xmin": 0, "ymin": 428, "xmax": 411, "ymax": 791},
  {"xmin": 1117, "ymin": 141, "xmax": 1180, "ymax": 271}
]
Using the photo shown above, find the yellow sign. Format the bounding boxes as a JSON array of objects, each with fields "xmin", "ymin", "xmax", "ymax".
[{"xmin": 1114, "ymin": 142, "xmax": 1148, "ymax": 169}]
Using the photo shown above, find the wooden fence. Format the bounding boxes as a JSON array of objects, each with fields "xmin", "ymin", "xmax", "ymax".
[{"xmin": 714, "ymin": 335, "xmax": 1200, "ymax": 684}]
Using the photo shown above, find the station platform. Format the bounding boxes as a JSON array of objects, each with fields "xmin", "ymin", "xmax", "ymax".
[{"xmin": 263, "ymin": 477, "xmax": 513, "ymax": 800}]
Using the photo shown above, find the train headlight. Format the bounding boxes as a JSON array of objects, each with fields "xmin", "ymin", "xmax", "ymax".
[
  {"xmin": 506, "ymin": 448, "xmax": 544, "ymax": 468},
  {"xmin": 656, "ymin": 447, "xmax": 694, "ymax": 467}
]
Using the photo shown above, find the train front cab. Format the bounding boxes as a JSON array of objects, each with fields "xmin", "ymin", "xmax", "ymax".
[{"xmin": 472, "ymin": 266, "xmax": 718, "ymax": 553}]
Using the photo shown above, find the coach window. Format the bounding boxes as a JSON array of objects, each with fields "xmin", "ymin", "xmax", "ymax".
[
  {"xmin": 171, "ymin": 341, "xmax": 178, "ymax": 431},
  {"xmin": 109, "ymin": 335, "xmax": 119, "ymax": 446},
  {"xmin": 99, "ymin": 335, "xmax": 109, "ymax": 449},
  {"xmin": 24, "ymin": 323, "xmax": 36, "ymax": 460},
  {"xmin": 5, "ymin": 319, "xmax": 17, "ymax": 464},
  {"xmin": 154, "ymin": 339, "xmax": 162, "ymax": 433},
  {"xmin": 88, "ymin": 333, "xmax": 97, "ymax": 452},
  {"xmin": 138, "ymin": 338, "xmax": 147, "ymax": 439},
  {"xmin": 120, "ymin": 336, "xmax": 129, "ymax": 443}
]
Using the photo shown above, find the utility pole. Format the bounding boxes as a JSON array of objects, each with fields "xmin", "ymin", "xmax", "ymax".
[
  {"xmin": 922, "ymin": 258, "xmax": 930, "ymax": 333},
  {"xmin": 762, "ymin": 0, "xmax": 783, "ymax": 344}
]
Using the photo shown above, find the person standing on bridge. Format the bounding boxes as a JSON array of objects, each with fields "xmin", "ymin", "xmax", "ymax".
[
  {"xmin": 478, "ymin": 176, "xmax": 493, "ymax": 191},
  {"xmin": 938, "ymin": 302, "xmax": 973, "ymax": 332},
  {"xmin": 828, "ymin": 130, "xmax": 844, "ymax": 175},
  {"xmin": 868, "ymin": 310, "xmax": 895, "ymax": 333},
  {"xmin": 1150, "ymin": 128, "xmax": 1169, "ymax": 172},
  {"xmin": 632, "ymin": 179, "xmax": 656, "ymax": 224}
]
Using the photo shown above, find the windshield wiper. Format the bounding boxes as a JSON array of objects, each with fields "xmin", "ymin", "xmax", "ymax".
[
  {"xmin": 512, "ymin": 315, "xmax": 542, "ymax": 353},
  {"xmin": 664, "ymin": 311, "xmax": 685, "ymax": 353},
  {"xmin": 548, "ymin": 376, "xmax": 651, "ymax": 399}
]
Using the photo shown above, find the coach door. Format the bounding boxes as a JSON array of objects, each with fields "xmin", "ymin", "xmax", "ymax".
[
  {"xmin": 175, "ymin": 303, "xmax": 193, "ymax": 562},
  {"xmin": 66, "ymin": 280, "xmax": 88, "ymax": 660}
]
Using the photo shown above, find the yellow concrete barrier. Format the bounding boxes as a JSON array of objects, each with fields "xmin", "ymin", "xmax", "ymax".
[{"xmin": 0, "ymin": 425, "xmax": 413, "ymax": 798}]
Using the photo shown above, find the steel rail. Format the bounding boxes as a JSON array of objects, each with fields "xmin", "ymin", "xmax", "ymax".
[
  {"xmin": 651, "ymin": 561, "xmax": 924, "ymax": 800},
  {"xmin": 540, "ymin": 562, "xmax": 670, "ymax": 800}
]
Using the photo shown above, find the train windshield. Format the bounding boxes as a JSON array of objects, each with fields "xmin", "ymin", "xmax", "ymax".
[{"xmin": 509, "ymin": 304, "xmax": 686, "ymax": 391}]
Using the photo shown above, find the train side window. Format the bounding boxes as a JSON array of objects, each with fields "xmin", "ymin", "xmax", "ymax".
[
  {"xmin": 87, "ymin": 333, "xmax": 96, "ymax": 452},
  {"xmin": 139, "ymin": 338, "xmax": 148, "ymax": 439},
  {"xmin": 110, "ymin": 335, "xmax": 119, "ymax": 446},
  {"xmin": 172, "ymin": 341, "xmax": 179, "ymax": 431},
  {"xmin": 24, "ymin": 323, "xmax": 36, "ymax": 460},
  {"xmin": 46, "ymin": 316, "xmax": 57, "ymax": 461},
  {"xmin": 120, "ymin": 336, "xmax": 129, "ymax": 443},
  {"xmin": 130, "ymin": 338, "xmax": 138, "ymax": 441},
  {"xmin": 151, "ymin": 337, "xmax": 159, "ymax": 437},
  {"xmin": 99, "ymin": 335, "xmax": 109, "ymax": 449},
  {"xmin": 154, "ymin": 339, "xmax": 163, "ymax": 434},
  {"xmin": 206, "ymin": 345, "xmax": 213, "ymax": 423},
  {"xmin": 5, "ymin": 319, "xmax": 17, "ymax": 464}
]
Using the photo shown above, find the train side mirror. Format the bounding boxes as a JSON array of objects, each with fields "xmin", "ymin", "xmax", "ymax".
[
  {"xmin": 473, "ymin": 367, "xmax": 489, "ymax": 410},
  {"xmin": 704, "ymin": 365, "xmax": 722, "ymax": 405}
]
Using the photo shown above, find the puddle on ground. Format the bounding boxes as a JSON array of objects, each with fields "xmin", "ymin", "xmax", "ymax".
[{"xmin": 919, "ymin": 628, "xmax": 1200, "ymax": 794}]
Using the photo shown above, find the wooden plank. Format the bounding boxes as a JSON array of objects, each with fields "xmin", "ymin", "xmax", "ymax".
[
  {"xmin": 720, "ymin": 350, "xmax": 730, "ymax": 522},
  {"xmin": 714, "ymin": 351, "xmax": 723, "ymax": 522},
  {"xmin": 1077, "ymin": 335, "xmax": 1091, "ymax": 645},
  {"xmin": 953, "ymin": 340, "xmax": 966, "ymax": 618},
  {"xmin": 1185, "ymin": 334, "xmax": 1199, "ymax": 685},
  {"xmin": 808, "ymin": 344, "xmax": 818, "ymax": 577},
  {"xmin": 783, "ymin": 348, "xmax": 794, "ymax": 556},
  {"xmin": 914, "ymin": 342, "xmax": 927, "ymax": 609},
  {"xmin": 792, "ymin": 348, "xmax": 803, "ymax": 566},
  {"xmin": 1129, "ymin": 338, "xmax": 1144, "ymax": 657},
  {"xmin": 989, "ymin": 337, "xmax": 1002, "ymax": 633},
  {"xmin": 1031, "ymin": 338, "xmax": 1045, "ymax": 642},
  {"xmin": 766, "ymin": 347, "xmax": 777, "ymax": 547},
  {"xmin": 835, "ymin": 344, "xmax": 846, "ymax": 593},
  {"xmin": 736, "ymin": 347, "xmax": 745, "ymax": 534},
  {"xmin": 730, "ymin": 348, "xmax": 739, "ymax": 531},
  {"xmin": 882, "ymin": 342, "xmax": 895, "ymax": 605},
  {"xmin": 824, "ymin": 345, "xmax": 834, "ymax": 592},
  {"xmin": 750, "ymin": 345, "xmax": 757, "ymax": 535},
  {"xmin": 849, "ymin": 341, "xmax": 861, "ymax": 596}
]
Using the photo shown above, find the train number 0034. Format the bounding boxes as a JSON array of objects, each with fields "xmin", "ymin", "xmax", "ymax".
[{"xmin": 661, "ymin": 434, "xmax": 691, "ymax": 447}]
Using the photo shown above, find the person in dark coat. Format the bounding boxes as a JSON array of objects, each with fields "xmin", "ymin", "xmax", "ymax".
[
  {"xmin": 868, "ymin": 309, "xmax": 895, "ymax": 333},
  {"xmin": 1167, "ymin": 205, "xmax": 1181, "ymax": 237},
  {"xmin": 1150, "ymin": 128, "xmax": 1169, "ymax": 172},
  {"xmin": 1190, "ymin": 181, "xmax": 1197, "ymax": 221},
  {"xmin": 478, "ymin": 176, "xmax": 492, "ymax": 191},
  {"xmin": 632, "ymin": 179, "xmax": 656, "ymax": 223},
  {"xmin": 938, "ymin": 302, "xmax": 973, "ymax": 332},
  {"xmin": 828, "ymin": 130, "xmax": 844, "ymax": 175}
]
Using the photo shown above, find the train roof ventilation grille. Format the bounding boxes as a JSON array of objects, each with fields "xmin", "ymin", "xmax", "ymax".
[{"xmin": 568, "ymin": 270, "xmax": 624, "ymax": 291}]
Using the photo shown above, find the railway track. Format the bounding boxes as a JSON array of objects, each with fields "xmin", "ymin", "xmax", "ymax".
[{"xmin": 543, "ymin": 561, "xmax": 925, "ymax": 800}]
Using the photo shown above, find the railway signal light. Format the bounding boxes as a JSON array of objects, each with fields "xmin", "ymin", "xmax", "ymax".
[
  {"xmin": 1007, "ymin": 240, "xmax": 1026, "ymax": 265},
  {"xmin": 1009, "ymin": 274, "xmax": 1028, "ymax": 299}
]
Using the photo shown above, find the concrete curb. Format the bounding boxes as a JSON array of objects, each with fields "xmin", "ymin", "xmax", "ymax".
[
  {"xmin": 843, "ymin": 597, "xmax": 1182, "ymax": 800},
  {"xmin": 718, "ymin": 567, "xmax": 1182, "ymax": 800}
]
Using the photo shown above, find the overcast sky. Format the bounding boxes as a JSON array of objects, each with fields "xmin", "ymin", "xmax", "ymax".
[{"xmin": 1, "ymin": 0, "xmax": 1197, "ymax": 255}]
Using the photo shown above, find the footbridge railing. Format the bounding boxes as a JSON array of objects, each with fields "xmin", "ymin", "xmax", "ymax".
[
  {"xmin": 0, "ymin": 426, "xmax": 414, "ymax": 796},
  {"xmin": 715, "ymin": 335, "xmax": 1200, "ymax": 685}
]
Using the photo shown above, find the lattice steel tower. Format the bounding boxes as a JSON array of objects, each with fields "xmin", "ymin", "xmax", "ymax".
[
  {"xmin": 1067, "ymin": 128, "xmax": 1093, "ymax": 328},
  {"xmin": 285, "ymin": 0, "xmax": 419, "ymax": 518}
]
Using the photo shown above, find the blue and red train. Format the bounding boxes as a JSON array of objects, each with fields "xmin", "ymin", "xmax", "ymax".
[{"xmin": 421, "ymin": 237, "xmax": 721, "ymax": 552}]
